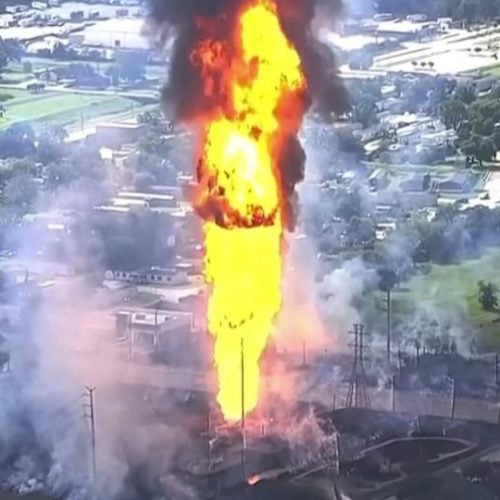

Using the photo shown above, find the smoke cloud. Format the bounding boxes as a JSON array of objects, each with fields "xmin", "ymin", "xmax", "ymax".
[
  {"xmin": 0, "ymin": 174, "xmax": 199, "ymax": 499},
  {"xmin": 147, "ymin": 0, "xmax": 350, "ymax": 230}
]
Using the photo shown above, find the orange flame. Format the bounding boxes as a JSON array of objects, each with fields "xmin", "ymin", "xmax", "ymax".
[{"xmin": 192, "ymin": 0, "xmax": 306, "ymax": 421}]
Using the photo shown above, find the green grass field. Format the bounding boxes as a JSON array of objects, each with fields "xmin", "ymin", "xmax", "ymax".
[
  {"xmin": 480, "ymin": 62, "xmax": 500, "ymax": 76},
  {"xmin": 392, "ymin": 248, "xmax": 500, "ymax": 349},
  {"xmin": 0, "ymin": 88, "xmax": 149, "ymax": 132}
]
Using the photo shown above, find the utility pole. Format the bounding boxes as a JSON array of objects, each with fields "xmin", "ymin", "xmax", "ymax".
[
  {"xmin": 154, "ymin": 308, "xmax": 159, "ymax": 348},
  {"xmin": 495, "ymin": 353, "xmax": 499, "ymax": 398},
  {"xmin": 83, "ymin": 386, "xmax": 97, "ymax": 485},
  {"xmin": 385, "ymin": 288, "xmax": 392, "ymax": 361},
  {"xmin": 450, "ymin": 378, "xmax": 456, "ymax": 420},
  {"xmin": 206, "ymin": 401, "xmax": 212, "ymax": 472},
  {"xmin": 240, "ymin": 337, "xmax": 246, "ymax": 479},
  {"xmin": 384, "ymin": 285, "xmax": 392, "ymax": 363},
  {"xmin": 391, "ymin": 374, "xmax": 396, "ymax": 413}
]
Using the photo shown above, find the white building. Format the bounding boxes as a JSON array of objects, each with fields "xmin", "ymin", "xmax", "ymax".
[{"xmin": 105, "ymin": 266, "xmax": 189, "ymax": 286}]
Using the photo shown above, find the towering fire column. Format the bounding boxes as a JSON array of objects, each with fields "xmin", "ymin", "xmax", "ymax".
[{"xmin": 192, "ymin": 0, "xmax": 306, "ymax": 421}]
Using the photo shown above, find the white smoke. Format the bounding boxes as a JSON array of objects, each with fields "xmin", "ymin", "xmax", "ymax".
[
  {"xmin": 318, "ymin": 259, "xmax": 377, "ymax": 350},
  {"xmin": 0, "ymin": 178, "xmax": 199, "ymax": 499}
]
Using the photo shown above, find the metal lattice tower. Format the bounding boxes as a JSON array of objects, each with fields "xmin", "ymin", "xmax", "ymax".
[{"xmin": 345, "ymin": 324, "xmax": 371, "ymax": 409}]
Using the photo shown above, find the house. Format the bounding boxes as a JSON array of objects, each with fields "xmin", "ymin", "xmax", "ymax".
[
  {"xmin": 116, "ymin": 191, "xmax": 178, "ymax": 208},
  {"xmin": 400, "ymin": 173, "xmax": 432, "ymax": 192},
  {"xmin": 105, "ymin": 267, "xmax": 189, "ymax": 286},
  {"xmin": 94, "ymin": 121, "xmax": 145, "ymax": 148},
  {"xmin": 377, "ymin": 97, "xmax": 405, "ymax": 114},
  {"xmin": 0, "ymin": 14, "xmax": 14, "ymax": 27},
  {"xmin": 472, "ymin": 76, "xmax": 497, "ymax": 94},
  {"xmin": 401, "ymin": 191, "xmax": 438, "ymax": 209},
  {"xmin": 421, "ymin": 129, "xmax": 456, "ymax": 147},
  {"xmin": 436, "ymin": 172, "xmax": 469, "ymax": 193},
  {"xmin": 368, "ymin": 169, "xmax": 390, "ymax": 191},
  {"xmin": 406, "ymin": 14, "xmax": 427, "ymax": 22},
  {"xmin": 114, "ymin": 308, "xmax": 194, "ymax": 356}
]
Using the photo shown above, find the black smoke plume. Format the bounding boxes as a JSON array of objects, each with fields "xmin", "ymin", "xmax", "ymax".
[{"xmin": 147, "ymin": 0, "xmax": 350, "ymax": 230}]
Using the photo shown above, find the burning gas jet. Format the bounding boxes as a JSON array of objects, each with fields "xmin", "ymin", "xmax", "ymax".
[{"xmin": 148, "ymin": 0, "xmax": 349, "ymax": 422}]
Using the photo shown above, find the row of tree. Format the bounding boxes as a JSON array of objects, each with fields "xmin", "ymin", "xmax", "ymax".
[
  {"xmin": 377, "ymin": 0, "xmax": 500, "ymax": 21},
  {"xmin": 441, "ymin": 85, "xmax": 500, "ymax": 164}
]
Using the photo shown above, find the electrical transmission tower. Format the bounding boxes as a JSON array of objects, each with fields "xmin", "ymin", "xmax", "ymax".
[{"xmin": 345, "ymin": 324, "xmax": 370, "ymax": 409}]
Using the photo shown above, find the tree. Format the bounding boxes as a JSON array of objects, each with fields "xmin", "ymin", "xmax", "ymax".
[
  {"xmin": 334, "ymin": 188, "xmax": 364, "ymax": 222},
  {"xmin": 0, "ymin": 123, "xmax": 36, "ymax": 159},
  {"xmin": 114, "ymin": 50, "xmax": 147, "ymax": 82},
  {"xmin": 37, "ymin": 130, "xmax": 66, "ymax": 165},
  {"xmin": 134, "ymin": 172, "xmax": 156, "ymax": 191},
  {"xmin": 3, "ymin": 173, "xmax": 38, "ymax": 214},
  {"xmin": 376, "ymin": 0, "xmax": 500, "ymax": 23},
  {"xmin": 441, "ymin": 98, "xmax": 468, "ymax": 131},
  {"xmin": 461, "ymin": 134, "xmax": 482, "ymax": 163},
  {"xmin": 455, "ymin": 85, "xmax": 477, "ymax": 104},
  {"xmin": 493, "ymin": 129, "xmax": 500, "ymax": 151},
  {"xmin": 353, "ymin": 98, "xmax": 378, "ymax": 128},
  {"xmin": 337, "ymin": 131, "xmax": 365, "ymax": 158},
  {"xmin": 0, "ymin": 38, "xmax": 23, "ymax": 75},
  {"xmin": 345, "ymin": 216, "xmax": 376, "ymax": 246},
  {"xmin": 478, "ymin": 281, "xmax": 498, "ymax": 311},
  {"xmin": 478, "ymin": 137, "xmax": 496, "ymax": 163},
  {"xmin": 138, "ymin": 131, "xmax": 174, "ymax": 157},
  {"xmin": 378, "ymin": 267, "xmax": 399, "ymax": 292},
  {"xmin": 136, "ymin": 152, "xmax": 177, "ymax": 186}
]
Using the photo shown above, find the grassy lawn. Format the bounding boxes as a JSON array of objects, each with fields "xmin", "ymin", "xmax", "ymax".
[
  {"xmin": 0, "ymin": 89, "xmax": 148, "ymax": 132},
  {"xmin": 480, "ymin": 62, "xmax": 500, "ymax": 76},
  {"xmin": 392, "ymin": 248, "xmax": 500, "ymax": 350}
]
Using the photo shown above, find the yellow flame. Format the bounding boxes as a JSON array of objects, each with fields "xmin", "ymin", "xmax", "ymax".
[{"xmin": 197, "ymin": 0, "xmax": 305, "ymax": 421}]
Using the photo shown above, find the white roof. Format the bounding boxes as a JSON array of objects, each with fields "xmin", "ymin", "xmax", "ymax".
[{"xmin": 79, "ymin": 17, "xmax": 148, "ymax": 50}]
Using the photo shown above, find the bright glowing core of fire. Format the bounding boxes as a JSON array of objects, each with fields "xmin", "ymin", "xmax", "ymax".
[{"xmin": 195, "ymin": 0, "xmax": 305, "ymax": 421}]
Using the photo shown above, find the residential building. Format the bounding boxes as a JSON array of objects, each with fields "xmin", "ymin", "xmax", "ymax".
[
  {"xmin": 105, "ymin": 266, "xmax": 189, "ymax": 286},
  {"xmin": 368, "ymin": 168, "xmax": 390, "ymax": 191},
  {"xmin": 436, "ymin": 172, "xmax": 470, "ymax": 193}
]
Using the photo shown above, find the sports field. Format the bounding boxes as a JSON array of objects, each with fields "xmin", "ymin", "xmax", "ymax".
[{"xmin": 0, "ymin": 88, "xmax": 149, "ymax": 132}]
